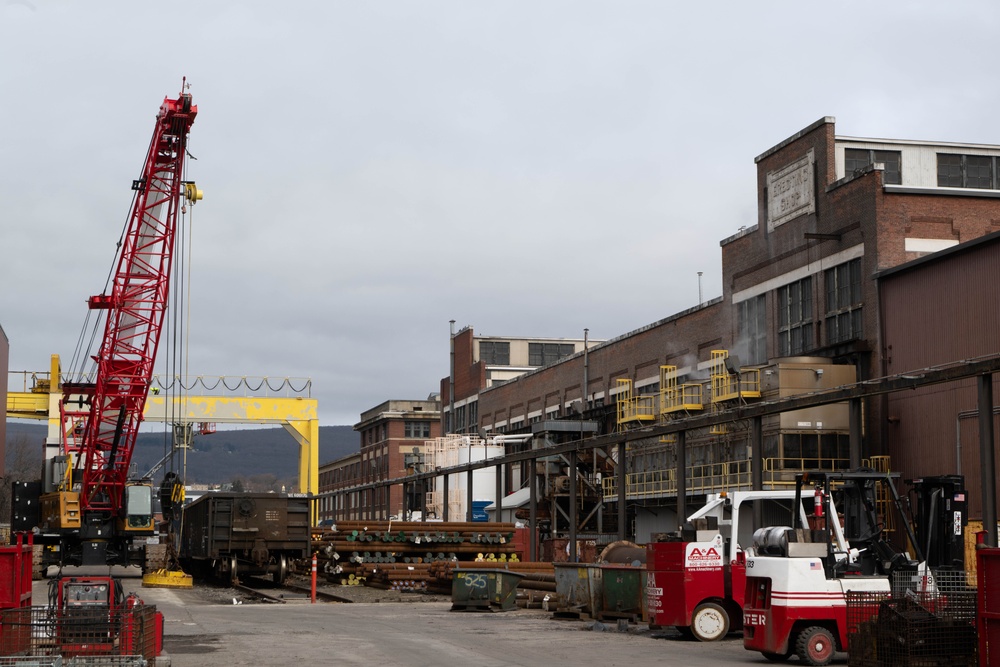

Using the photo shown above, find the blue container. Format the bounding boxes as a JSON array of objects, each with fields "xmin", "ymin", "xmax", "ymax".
[{"xmin": 471, "ymin": 500, "xmax": 491, "ymax": 522}]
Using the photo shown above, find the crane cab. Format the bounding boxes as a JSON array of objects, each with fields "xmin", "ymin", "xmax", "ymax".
[{"xmin": 120, "ymin": 482, "xmax": 155, "ymax": 533}]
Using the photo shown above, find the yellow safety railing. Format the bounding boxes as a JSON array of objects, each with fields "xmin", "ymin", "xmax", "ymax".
[
  {"xmin": 710, "ymin": 350, "xmax": 761, "ymax": 403},
  {"xmin": 616, "ymin": 379, "xmax": 656, "ymax": 429},
  {"xmin": 659, "ymin": 365, "xmax": 704, "ymax": 414},
  {"xmin": 602, "ymin": 457, "xmax": 854, "ymax": 501}
]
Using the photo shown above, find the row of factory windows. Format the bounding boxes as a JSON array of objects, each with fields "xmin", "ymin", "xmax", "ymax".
[
  {"xmin": 451, "ymin": 259, "xmax": 862, "ymax": 434},
  {"xmin": 479, "ymin": 341, "xmax": 577, "ymax": 366},
  {"xmin": 845, "ymin": 148, "xmax": 1000, "ymax": 189},
  {"xmin": 361, "ymin": 420, "xmax": 433, "ymax": 446},
  {"xmin": 739, "ymin": 259, "xmax": 863, "ymax": 365}
]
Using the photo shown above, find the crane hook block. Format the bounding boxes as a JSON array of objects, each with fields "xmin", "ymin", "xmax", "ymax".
[{"xmin": 184, "ymin": 182, "xmax": 203, "ymax": 203}]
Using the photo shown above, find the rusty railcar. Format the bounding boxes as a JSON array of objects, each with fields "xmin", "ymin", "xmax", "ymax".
[{"xmin": 179, "ymin": 492, "xmax": 310, "ymax": 584}]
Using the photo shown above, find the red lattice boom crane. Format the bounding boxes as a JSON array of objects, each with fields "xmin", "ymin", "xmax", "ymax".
[{"xmin": 31, "ymin": 83, "xmax": 200, "ymax": 569}]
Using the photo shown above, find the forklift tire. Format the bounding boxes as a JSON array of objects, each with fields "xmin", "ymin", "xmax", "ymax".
[
  {"xmin": 690, "ymin": 602, "xmax": 729, "ymax": 642},
  {"xmin": 796, "ymin": 626, "xmax": 836, "ymax": 666}
]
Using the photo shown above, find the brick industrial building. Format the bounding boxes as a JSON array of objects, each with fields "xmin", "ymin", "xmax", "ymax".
[
  {"xmin": 439, "ymin": 117, "xmax": 1000, "ymax": 539},
  {"xmin": 319, "ymin": 398, "xmax": 441, "ymax": 521},
  {"xmin": 322, "ymin": 116, "xmax": 1000, "ymax": 538}
]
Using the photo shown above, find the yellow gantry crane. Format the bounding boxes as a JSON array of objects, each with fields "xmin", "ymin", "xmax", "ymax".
[{"xmin": 7, "ymin": 355, "xmax": 320, "ymax": 508}]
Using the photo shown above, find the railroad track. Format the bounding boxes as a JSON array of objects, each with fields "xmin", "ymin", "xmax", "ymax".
[{"xmin": 229, "ymin": 576, "xmax": 354, "ymax": 604}]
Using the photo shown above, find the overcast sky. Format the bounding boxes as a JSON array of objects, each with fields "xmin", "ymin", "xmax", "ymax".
[{"xmin": 3, "ymin": 1, "xmax": 1000, "ymax": 427}]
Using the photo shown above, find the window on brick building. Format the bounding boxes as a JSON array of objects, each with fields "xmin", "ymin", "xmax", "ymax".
[
  {"xmin": 776, "ymin": 277, "xmax": 813, "ymax": 357},
  {"xmin": 845, "ymin": 148, "xmax": 901, "ymax": 185},
  {"xmin": 404, "ymin": 421, "xmax": 431, "ymax": 438},
  {"xmin": 528, "ymin": 342, "xmax": 575, "ymax": 366},
  {"xmin": 937, "ymin": 153, "xmax": 997, "ymax": 188},
  {"xmin": 479, "ymin": 341, "xmax": 510, "ymax": 365},
  {"xmin": 737, "ymin": 294, "xmax": 768, "ymax": 365},
  {"xmin": 825, "ymin": 259, "xmax": 863, "ymax": 345}
]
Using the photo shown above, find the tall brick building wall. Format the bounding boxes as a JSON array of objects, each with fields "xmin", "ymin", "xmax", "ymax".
[
  {"xmin": 476, "ymin": 299, "xmax": 724, "ymax": 431},
  {"xmin": 468, "ymin": 116, "xmax": 1000, "ymax": 477},
  {"xmin": 352, "ymin": 398, "xmax": 441, "ymax": 520}
]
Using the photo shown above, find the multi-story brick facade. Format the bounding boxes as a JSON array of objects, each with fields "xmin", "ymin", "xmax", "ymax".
[
  {"xmin": 458, "ymin": 117, "xmax": 1000, "ymax": 537},
  {"xmin": 317, "ymin": 451, "xmax": 361, "ymax": 522},
  {"xmin": 441, "ymin": 326, "xmax": 595, "ymax": 434},
  {"xmin": 351, "ymin": 398, "xmax": 442, "ymax": 520},
  {"xmin": 318, "ymin": 398, "xmax": 442, "ymax": 523},
  {"xmin": 726, "ymin": 117, "xmax": 1000, "ymax": 454}
]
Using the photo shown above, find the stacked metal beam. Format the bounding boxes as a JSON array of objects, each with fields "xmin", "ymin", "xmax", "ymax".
[{"xmin": 306, "ymin": 521, "xmax": 526, "ymax": 588}]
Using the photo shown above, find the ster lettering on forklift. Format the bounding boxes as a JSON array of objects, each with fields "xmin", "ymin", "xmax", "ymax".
[{"xmin": 744, "ymin": 612, "xmax": 766, "ymax": 626}]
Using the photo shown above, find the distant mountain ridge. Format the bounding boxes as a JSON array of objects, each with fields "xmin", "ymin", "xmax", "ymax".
[{"xmin": 5, "ymin": 422, "xmax": 358, "ymax": 486}]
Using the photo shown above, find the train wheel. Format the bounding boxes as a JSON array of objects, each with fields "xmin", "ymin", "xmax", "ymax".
[
  {"xmin": 229, "ymin": 556, "xmax": 239, "ymax": 586},
  {"xmin": 272, "ymin": 554, "xmax": 289, "ymax": 585}
]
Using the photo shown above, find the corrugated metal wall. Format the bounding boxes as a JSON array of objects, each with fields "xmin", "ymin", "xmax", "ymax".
[{"xmin": 880, "ymin": 236, "xmax": 1000, "ymax": 519}]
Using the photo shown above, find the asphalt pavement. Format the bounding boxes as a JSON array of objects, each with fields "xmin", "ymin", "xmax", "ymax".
[{"xmin": 29, "ymin": 569, "xmax": 846, "ymax": 667}]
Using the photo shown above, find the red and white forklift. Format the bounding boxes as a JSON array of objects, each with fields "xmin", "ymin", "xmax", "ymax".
[
  {"xmin": 742, "ymin": 470, "xmax": 926, "ymax": 665},
  {"xmin": 646, "ymin": 490, "xmax": 811, "ymax": 641}
]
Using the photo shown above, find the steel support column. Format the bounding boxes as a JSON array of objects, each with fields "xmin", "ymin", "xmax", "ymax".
[
  {"xmin": 529, "ymin": 458, "xmax": 538, "ymax": 561},
  {"xmin": 751, "ymin": 416, "xmax": 762, "ymax": 528},
  {"xmin": 466, "ymin": 464, "xmax": 474, "ymax": 522},
  {"xmin": 442, "ymin": 474, "xmax": 450, "ymax": 522},
  {"xmin": 849, "ymin": 398, "xmax": 863, "ymax": 468},
  {"xmin": 402, "ymin": 481, "xmax": 409, "ymax": 520},
  {"xmin": 569, "ymin": 448, "xmax": 578, "ymax": 562},
  {"xmin": 617, "ymin": 440, "xmax": 627, "ymax": 541},
  {"xmin": 677, "ymin": 430, "xmax": 687, "ymax": 528},
  {"xmin": 979, "ymin": 374, "xmax": 997, "ymax": 547},
  {"xmin": 495, "ymin": 462, "xmax": 503, "ymax": 522},
  {"xmin": 596, "ymin": 446, "xmax": 603, "ymax": 534}
]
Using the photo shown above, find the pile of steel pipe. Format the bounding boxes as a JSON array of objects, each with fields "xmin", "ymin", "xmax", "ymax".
[
  {"xmin": 355, "ymin": 562, "xmax": 435, "ymax": 590},
  {"xmin": 303, "ymin": 520, "xmax": 527, "ymax": 586}
]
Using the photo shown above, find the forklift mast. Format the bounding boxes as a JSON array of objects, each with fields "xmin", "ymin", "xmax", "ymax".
[{"xmin": 908, "ymin": 475, "xmax": 968, "ymax": 570}]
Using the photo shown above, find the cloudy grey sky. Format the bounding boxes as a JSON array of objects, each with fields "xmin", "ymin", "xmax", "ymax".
[{"xmin": 3, "ymin": 1, "xmax": 999, "ymax": 426}]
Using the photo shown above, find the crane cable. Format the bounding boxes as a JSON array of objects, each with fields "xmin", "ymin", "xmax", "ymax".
[{"xmin": 67, "ymin": 184, "xmax": 145, "ymax": 383}]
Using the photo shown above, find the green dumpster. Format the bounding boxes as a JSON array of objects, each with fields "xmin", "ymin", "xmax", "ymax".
[
  {"xmin": 598, "ymin": 564, "xmax": 646, "ymax": 622},
  {"xmin": 552, "ymin": 563, "xmax": 604, "ymax": 619},
  {"xmin": 451, "ymin": 568, "xmax": 525, "ymax": 612}
]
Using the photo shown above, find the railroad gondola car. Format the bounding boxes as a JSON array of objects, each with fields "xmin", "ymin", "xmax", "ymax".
[{"xmin": 179, "ymin": 492, "xmax": 310, "ymax": 584}]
